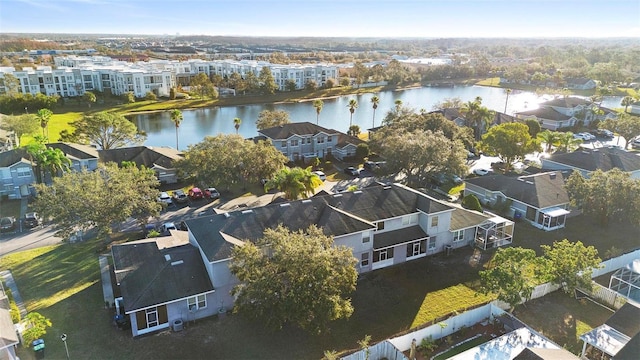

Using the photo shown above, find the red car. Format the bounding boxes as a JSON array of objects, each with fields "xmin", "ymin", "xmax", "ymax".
[{"xmin": 188, "ymin": 187, "xmax": 204, "ymax": 200}]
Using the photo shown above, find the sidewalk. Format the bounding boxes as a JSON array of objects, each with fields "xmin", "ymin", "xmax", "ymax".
[{"xmin": 0, "ymin": 269, "xmax": 27, "ymax": 318}]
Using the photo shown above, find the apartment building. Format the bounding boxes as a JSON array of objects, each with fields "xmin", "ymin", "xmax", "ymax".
[{"xmin": 0, "ymin": 56, "xmax": 339, "ymax": 97}]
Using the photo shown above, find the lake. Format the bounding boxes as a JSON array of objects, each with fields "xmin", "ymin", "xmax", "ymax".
[{"xmin": 132, "ymin": 86, "xmax": 624, "ymax": 149}]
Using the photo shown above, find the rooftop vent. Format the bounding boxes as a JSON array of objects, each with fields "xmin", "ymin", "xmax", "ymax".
[
  {"xmin": 164, "ymin": 254, "xmax": 171, "ymax": 261},
  {"xmin": 170, "ymin": 260, "xmax": 183, "ymax": 266},
  {"xmin": 549, "ymin": 173, "xmax": 556, "ymax": 179},
  {"xmin": 526, "ymin": 181, "xmax": 534, "ymax": 185},
  {"xmin": 241, "ymin": 209, "xmax": 254, "ymax": 214},
  {"xmin": 302, "ymin": 199, "xmax": 312, "ymax": 203},
  {"xmin": 223, "ymin": 212, "xmax": 231, "ymax": 218},
  {"xmin": 354, "ymin": 190, "xmax": 363, "ymax": 194},
  {"xmin": 333, "ymin": 194, "xmax": 343, "ymax": 197},
  {"xmin": 279, "ymin": 203, "xmax": 290, "ymax": 207}
]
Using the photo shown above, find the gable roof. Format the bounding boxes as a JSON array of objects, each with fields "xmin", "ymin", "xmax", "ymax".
[
  {"xmin": 99, "ymin": 146, "xmax": 182, "ymax": 169},
  {"xmin": 186, "ymin": 183, "xmax": 454, "ymax": 262},
  {"xmin": 47, "ymin": 142, "xmax": 99, "ymax": 160},
  {"xmin": 465, "ymin": 171, "xmax": 569, "ymax": 209},
  {"xmin": 539, "ymin": 97, "xmax": 591, "ymax": 108},
  {"xmin": 0, "ymin": 148, "xmax": 31, "ymax": 168},
  {"xmin": 450, "ymin": 206, "xmax": 493, "ymax": 231},
  {"xmin": 259, "ymin": 122, "xmax": 338, "ymax": 140},
  {"xmin": 112, "ymin": 238, "xmax": 213, "ymax": 313},
  {"xmin": 516, "ymin": 107, "xmax": 572, "ymax": 121},
  {"xmin": 543, "ymin": 147, "xmax": 640, "ymax": 173}
]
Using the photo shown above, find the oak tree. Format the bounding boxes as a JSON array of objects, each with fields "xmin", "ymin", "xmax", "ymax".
[
  {"xmin": 70, "ymin": 112, "xmax": 145, "ymax": 149},
  {"xmin": 230, "ymin": 225, "xmax": 358, "ymax": 333},
  {"xmin": 479, "ymin": 123, "xmax": 541, "ymax": 172},
  {"xmin": 541, "ymin": 239, "xmax": 602, "ymax": 294},
  {"xmin": 33, "ymin": 163, "xmax": 161, "ymax": 239},
  {"xmin": 255, "ymin": 110, "xmax": 291, "ymax": 130}
]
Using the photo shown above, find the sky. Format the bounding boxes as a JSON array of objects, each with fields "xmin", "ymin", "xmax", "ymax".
[{"xmin": 1, "ymin": 0, "xmax": 639, "ymax": 38}]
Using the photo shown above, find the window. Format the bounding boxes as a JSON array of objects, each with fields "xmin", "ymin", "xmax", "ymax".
[
  {"xmin": 135, "ymin": 305, "xmax": 167, "ymax": 330},
  {"xmin": 376, "ymin": 221, "xmax": 385, "ymax": 231},
  {"xmin": 281, "ymin": 141, "xmax": 287, "ymax": 147},
  {"xmin": 16, "ymin": 168, "xmax": 31, "ymax": 177},
  {"xmin": 291, "ymin": 139, "xmax": 298, "ymax": 146},
  {"xmin": 431, "ymin": 216, "xmax": 439, "ymax": 228},
  {"xmin": 317, "ymin": 137, "xmax": 324, "ymax": 144},
  {"xmin": 361, "ymin": 253, "xmax": 369, "ymax": 267},
  {"xmin": 188, "ymin": 294, "xmax": 207, "ymax": 311},
  {"xmin": 373, "ymin": 247, "xmax": 394, "ymax": 262},
  {"xmin": 402, "ymin": 214, "xmax": 418, "ymax": 226},
  {"xmin": 306, "ymin": 138, "xmax": 312, "ymax": 144},
  {"xmin": 453, "ymin": 230, "xmax": 464, "ymax": 242},
  {"xmin": 327, "ymin": 136, "xmax": 332, "ymax": 142},
  {"xmin": 427, "ymin": 237, "xmax": 437, "ymax": 251},
  {"xmin": 362, "ymin": 235, "xmax": 370, "ymax": 244}
]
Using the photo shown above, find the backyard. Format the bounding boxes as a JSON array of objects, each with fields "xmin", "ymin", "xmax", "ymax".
[{"xmin": 1, "ymin": 206, "xmax": 638, "ymax": 358}]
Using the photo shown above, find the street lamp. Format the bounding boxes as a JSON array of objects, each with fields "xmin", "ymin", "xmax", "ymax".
[{"xmin": 60, "ymin": 333, "xmax": 70, "ymax": 360}]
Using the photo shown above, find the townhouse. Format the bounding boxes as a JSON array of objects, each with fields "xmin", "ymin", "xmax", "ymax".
[
  {"xmin": 111, "ymin": 183, "xmax": 515, "ymax": 337},
  {"xmin": 515, "ymin": 96, "xmax": 617, "ymax": 130}
]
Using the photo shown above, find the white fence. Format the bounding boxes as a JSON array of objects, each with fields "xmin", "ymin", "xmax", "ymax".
[
  {"xmin": 340, "ymin": 340, "xmax": 405, "ymax": 360},
  {"xmin": 581, "ymin": 283, "xmax": 629, "ymax": 309},
  {"xmin": 590, "ymin": 248, "xmax": 640, "ymax": 278}
]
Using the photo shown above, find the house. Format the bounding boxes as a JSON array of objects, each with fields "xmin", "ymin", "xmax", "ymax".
[
  {"xmin": 541, "ymin": 147, "xmax": 640, "ymax": 179},
  {"xmin": 565, "ymin": 78, "xmax": 597, "ymax": 90},
  {"xmin": 47, "ymin": 142, "xmax": 99, "ymax": 172},
  {"xmin": 98, "ymin": 146, "xmax": 183, "ymax": 184},
  {"xmin": 515, "ymin": 97, "xmax": 617, "ymax": 130},
  {"xmin": 580, "ymin": 302, "xmax": 640, "ymax": 359},
  {"xmin": 464, "ymin": 171, "xmax": 571, "ymax": 231},
  {"xmin": 180, "ymin": 183, "xmax": 513, "ymax": 325},
  {"xmin": 0, "ymin": 149, "xmax": 36, "ymax": 199},
  {"xmin": 0, "ymin": 287, "xmax": 19, "ymax": 360},
  {"xmin": 111, "ymin": 231, "xmax": 215, "ymax": 337},
  {"xmin": 257, "ymin": 122, "xmax": 365, "ymax": 161}
]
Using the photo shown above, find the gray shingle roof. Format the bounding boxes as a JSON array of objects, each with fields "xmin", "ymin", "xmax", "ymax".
[
  {"xmin": 0, "ymin": 148, "xmax": 31, "ymax": 168},
  {"xmin": 99, "ymin": 146, "xmax": 182, "ymax": 169},
  {"xmin": 186, "ymin": 184, "xmax": 454, "ymax": 262},
  {"xmin": 605, "ymin": 302, "xmax": 640, "ymax": 338},
  {"xmin": 516, "ymin": 107, "xmax": 572, "ymax": 121},
  {"xmin": 112, "ymin": 242, "xmax": 213, "ymax": 312},
  {"xmin": 539, "ymin": 97, "xmax": 591, "ymax": 108},
  {"xmin": 373, "ymin": 225, "xmax": 427, "ymax": 249},
  {"xmin": 465, "ymin": 171, "xmax": 569, "ymax": 209},
  {"xmin": 258, "ymin": 122, "xmax": 338, "ymax": 139},
  {"xmin": 544, "ymin": 147, "xmax": 640, "ymax": 173},
  {"xmin": 450, "ymin": 207, "xmax": 492, "ymax": 231},
  {"xmin": 47, "ymin": 142, "xmax": 99, "ymax": 160}
]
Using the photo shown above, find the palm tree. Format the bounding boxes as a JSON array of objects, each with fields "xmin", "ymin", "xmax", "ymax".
[
  {"xmin": 313, "ymin": 99, "xmax": 324, "ymax": 125},
  {"xmin": 557, "ymin": 132, "xmax": 582, "ymax": 153},
  {"xmin": 394, "ymin": 99, "xmax": 403, "ymax": 112},
  {"xmin": 461, "ymin": 97, "xmax": 493, "ymax": 140},
  {"xmin": 35, "ymin": 108, "xmax": 53, "ymax": 139},
  {"xmin": 503, "ymin": 88, "xmax": 512, "ymax": 114},
  {"xmin": 40, "ymin": 147, "xmax": 71, "ymax": 181},
  {"xmin": 233, "ymin": 117, "xmax": 242, "ymax": 134},
  {"xmin": 264, "ymin": 166, "xmax": 322, "ymax": 200},
  {"xmin": 347, "ymin": 99, "xmax": 358, "ymax": 127},
  {"xmin": 537, "ymin": 130, "xmax": 560, "ymax": 153},
  {"xmin": 170, "ymin": 109, "xmax": 183, "ymax": 150},
  {"xmin": 370, "ymin": 95, "xmax": 380, "ymax": 128},
  {"xmin": 621, "ymin": 96, "xmax": 634, "ymax": 113}
]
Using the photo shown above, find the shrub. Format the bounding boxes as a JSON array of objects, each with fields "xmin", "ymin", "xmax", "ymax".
[
  {"xmin": 462, "ymin": 194, "xmax": 483, "ymax": 212},
  {"xmin": 419, "ymin": 335, "xmax": 437, "ymax": 355},
  {"xmin": 10, "ymin": 302, "xmax": 20, "ymax": 323}
]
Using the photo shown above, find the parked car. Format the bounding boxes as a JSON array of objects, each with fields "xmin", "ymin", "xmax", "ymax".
[
  {"xmin": 160, "ymin": 222, "xmax": 177, "ymax": 233},
  {"xmin": 573, "ymin": 132, "xmax": 595, "ymax": 141},
  {"xmin": 172, "ymin": 189, "xmax": 188, "ymax": 204},
  {"xmin": 0, "ymin": 216, "xmax": 16, "ymax": 232},
  {"xmin": 188, "ymin": 187, "xmax": 204, "ymax": 200},
  {"xmin": 592, "ymin": 129, "xmax": 614, "ymax": 139},
  {"xmin": 344, "ymin": 166, "xmax": 361, "ymax": 176},
  {"xmin": 24, "ymin": 212, "xmax": 41, "ymax": 228},
  {"xmin": 363, "ymin": 161, "xmax": 378, "ymax": 171},
  {"xmin": 312, "ymin": 171, "xmax": 326, "ymax": 181},
  {"xmin": 631, "ymin": 138, "xmax": 640, "ymax": 149},
  {"xmin": 473, "ymin": 168, "xmax": 492, "ymax": 176},
  {"xmin": 204, "ymin": 187, "xmax": 220, "ymax": 200},
  {"xmin": 158, "ymin": 192, "xmax": 173, "ymax": 207}
]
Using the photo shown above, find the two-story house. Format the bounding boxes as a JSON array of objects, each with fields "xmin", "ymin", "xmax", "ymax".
[
  {"xmin": 98, "ymin": 146, "xmax": 183, "ymax": 184},
  {"xmin": 464, "ymin": 171, "xmax": 571, "ymax": 231},
  {"xmin": 47, "ymin": 142, "xmax": 99, "ymax": 172},
  {"xmin": 541, "ymin": 147, "xmax": 640, "ymax": 179},
  {"xmin": 515, "ymin": 97, "xmax": 617, "ymax": 130},
  {"xmin": 111, "ymin": 183, "xmax": 514, "ymax": 337},
  {"xmin": 257, "ymin": 122, "xmax": 364, "ymax": 161},
  {"xmin": 0, "ymin": 149, "xmax": 36, "ymax": 199}
]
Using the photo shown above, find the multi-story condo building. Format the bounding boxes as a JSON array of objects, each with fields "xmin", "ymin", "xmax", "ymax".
[{"xmin": 0, "ymin": 56, "xmax": 339, "ymax": 98}]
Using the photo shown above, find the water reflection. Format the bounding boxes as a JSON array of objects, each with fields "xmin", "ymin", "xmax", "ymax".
[{"xmin": 132, "ymin": 86, "xmax": 623, "ymax": 149}]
